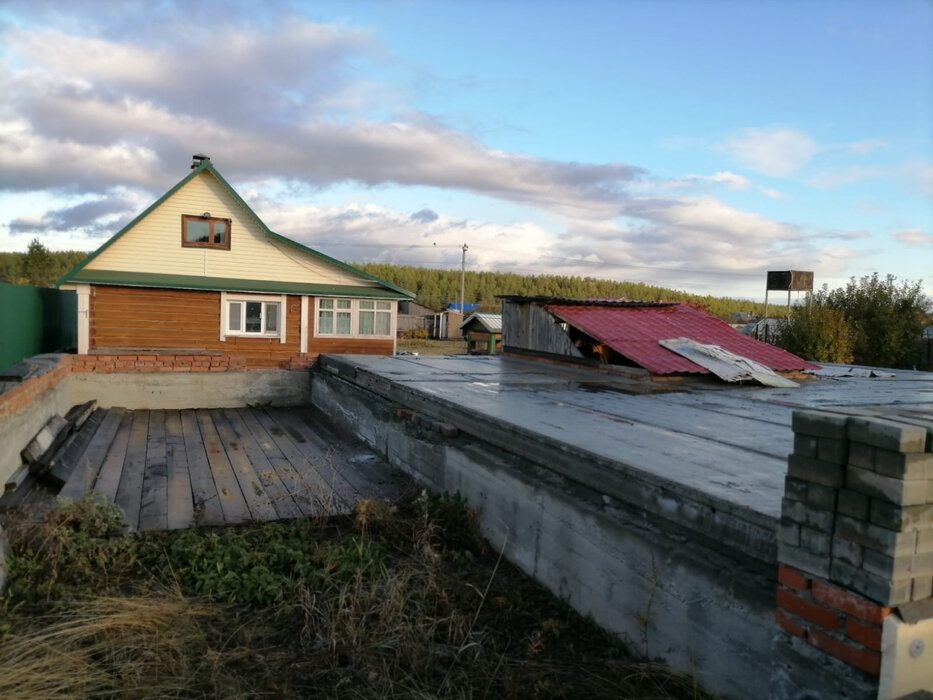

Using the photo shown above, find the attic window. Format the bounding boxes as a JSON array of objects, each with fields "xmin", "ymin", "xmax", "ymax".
[{"xmin": 182, "ymin": 214, "xmax": 231, "ymax": 250}]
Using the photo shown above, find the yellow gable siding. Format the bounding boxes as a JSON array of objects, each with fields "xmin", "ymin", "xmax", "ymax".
[{"xmin": 85, "ymin": 172, "xmax": 375, "ymax": 287}]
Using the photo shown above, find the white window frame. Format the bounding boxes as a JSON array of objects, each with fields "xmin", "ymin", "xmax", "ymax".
[
  {"xmin": 220, "ymin": 292, "xmax": 287, "ymax": 343},
  {"xmin": 313, "ymin": 297, "xmax": 396, "ymax": 339}
]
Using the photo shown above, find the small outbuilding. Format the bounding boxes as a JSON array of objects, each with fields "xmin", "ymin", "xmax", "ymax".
[
  {"xmin": 459, "ymin": 312, "xmax": 502, "ymax": 355},
  {"xmin": 499, "ymin": 295, "xmax": 817, "ymax": 382}
]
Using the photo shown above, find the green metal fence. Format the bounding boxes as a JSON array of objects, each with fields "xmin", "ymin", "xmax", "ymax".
[{"xmin": 0, "ymin": 282, "xmax": 77, "ymax": 373}]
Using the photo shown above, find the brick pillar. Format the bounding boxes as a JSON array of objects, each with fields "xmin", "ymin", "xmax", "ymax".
[{"xmin": 773, "ymin": 409, "xmax": 933, "ymax": 700}]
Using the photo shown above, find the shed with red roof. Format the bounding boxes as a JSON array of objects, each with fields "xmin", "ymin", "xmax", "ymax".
[{"xmin": 498, "ymin": 295, "xmax": 817, "ymax": 378}]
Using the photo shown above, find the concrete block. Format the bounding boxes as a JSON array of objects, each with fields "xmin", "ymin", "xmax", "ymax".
[
  {"xmin": 835, "ymin": 515, "xmax": 917, "ymax": 556},
  {"xmin": 778, "ymin": 518, "xmax": 801, "ymax": 546},
  {"xmin": 878, "ymin": 609, "xmax": 933, "ymax": 700},
  {"xmin": 870, "ymin": 501, "xmax": 933, "ymax": 532},
  {"xmin": 911, "ymin": 577, "xmax": 932, "ymax": 601},
  {"xmin": 847, "ymin": 416, "xmax": 927, "ymax": 453},
  {"xmin": 806, "ymin": 482, "xmax": 837, "ymax": 510},
  {"xmin": 818, "ymin": 437, "xmax": 849, "ymax": 465},
  {"xmin": 784, "ymin": 475, "xmax": 809, "ymax": 502},
  {"xmin": 848, "ymin": 441, "xmax": 874, "ymax": 469},
  {"xmin": 779, "ymin": 542, "xmax": 831, "ymax": 579},
  {"xmin": 918, "ymin": 530, "xmax": 933, "ymax": 554},
  {"xmin": 837, "ymin": 489, "xmax": 870, "ymax": 519},
  {"xmin": 846, "ymin": 465, "xmax": 930, "ymax": 506},
  {"xmin": 830, "ymin": 559, "xmax": 912, "ymax": 606},
  {"xmin": 832, "ymin": 536, "xmax": 864, "ymax": 567},
  {"xmin": 793, "ymin": 410, "xmax": 849, "ymax": 439},
  {"xmin": 782, "ymin": 497, "xmax": 835, "ymax": 533},
  {"xmin": 801, "ymin": 526, "xmax": 831, "ymax": 556},
  {"xmin": 861, "ymin": 548, "xmax": 912, "ymax": 579},
  {"xmin": 874, "ymin": 450, "xmax": 933, "ymax": 480},
  {"xmin": 793, "ymin": 433, "xmax": 819, "ymax": 459},
  {"xmin": 787, "ymin": 454, "xmax": 845, "ymax": 488}
]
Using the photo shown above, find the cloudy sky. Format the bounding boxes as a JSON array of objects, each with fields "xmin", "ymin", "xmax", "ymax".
[{"xmin": 1, "ymin": 0, "xmax": 930, "ymax": 301}]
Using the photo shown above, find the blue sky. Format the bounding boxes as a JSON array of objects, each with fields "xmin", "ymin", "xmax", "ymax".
[{"xmin": 0, "ymin": 0, "xmax": 930, "ymax": 301}]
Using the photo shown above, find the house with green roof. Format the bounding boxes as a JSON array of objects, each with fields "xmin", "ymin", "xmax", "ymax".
[{"xmin": 59, "ymin": 155, "xmax": 413, "ymax": 369}]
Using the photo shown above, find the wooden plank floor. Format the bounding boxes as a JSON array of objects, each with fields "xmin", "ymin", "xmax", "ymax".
[{"xmin": 8, "ymin": 407, "xmax": 411, "ymax": 532}]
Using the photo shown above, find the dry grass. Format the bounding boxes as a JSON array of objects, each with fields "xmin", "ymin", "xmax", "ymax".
[
  {"xmin": 0, "ymin": 494, "xmax": 712, "ymax": 699},
  {"xmin": 396, "ymin": 337, "xmax": 468, "ymax": 356}
]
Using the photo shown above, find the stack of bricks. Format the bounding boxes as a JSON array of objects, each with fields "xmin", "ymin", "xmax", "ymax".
[{"xmin": 777, "ymin": 409, "xmax": 933, "ymax": 678}]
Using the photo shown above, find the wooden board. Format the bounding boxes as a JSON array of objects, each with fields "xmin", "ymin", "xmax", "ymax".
[
  {"xmin": 59, "ymin": 408, "xmax": 125, "ymax": 501},
  {"xmin": 234, "ymin": 408, "xmax": 320, "ymax": 517},
  {"xmin": 272, "ymin": 409, "xmax": 362, "ymax": 503},
  {"xmin": 179, "ymin": 410, "xmax": 224, "ymax": 527},
  {"xmin": 114, "ymin": 410, "xmax": 150, "ymax": 530},
  {"xmin": 138, "ymin": 410, "xmax": 168, "ymax": 531},
  {"xmin": 295, "ymin": 407, "xmax": 410, "ymax": 501},
  {"xmin": 92, "ymin": 410, "xmax": 134, "ymax": 504},
  {"xmin": 164, "ymin": 411, "xmax": 195, "ymax": 531},
  {"xmin": 218, "ymin": 408, "xmax": 303, "ymax": 520},
  {"xmin": 195, "ymin": 410, "xmax": 250, "ymax": 524},
  {"xmin": 252, "ymin": 409, "xmax": 352, "ymax": 516},
  {"xmin": 210, "ymin": 409, "xmax": 278, "ymax": 522}
]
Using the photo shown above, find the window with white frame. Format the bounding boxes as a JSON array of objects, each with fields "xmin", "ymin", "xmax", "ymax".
[
  {"xmin": 315, "ymin": 298, "xmax": 394, "ymax": 337},
  {"xmin": 221, "ymin": 293, "xmax": 286, "ymax": 342}
]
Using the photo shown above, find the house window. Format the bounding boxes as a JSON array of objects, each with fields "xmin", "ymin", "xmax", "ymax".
[
  {"xmin": 315, "ymin": 298, "xmax": 394, "ymax": 338},
  {"xmin": 221, "ymin": 293, "xmax": 287, "ymax": 342},
  {"xmin": 182, "ymin": 214, "xmax": 231, "ymax": 250}
]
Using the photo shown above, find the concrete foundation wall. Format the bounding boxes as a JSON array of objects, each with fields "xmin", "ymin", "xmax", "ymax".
[
  {"xmin": 312, "ymin": 371, "xmax": 777, "ymax": 699},
  {"xmin": 68, "ymin": 369, "xmax": 311, "ymax": 410}
]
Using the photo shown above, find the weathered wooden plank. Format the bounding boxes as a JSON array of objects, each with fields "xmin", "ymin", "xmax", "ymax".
[
  {"xmin": 4, "ymin": 464, "xmax": 31, "ymax": 494},
  {"xmin": 179, "ymin": 410, "xmax": 224, "ymax": 527},
  {"xmin": 46, "ymin": 409, "xmax": 106, "ymax": 489},
  {"xmin": 114, "ymin": 410, "xmax": 150, "ymax": 530},
  {"xmin": 22, "ymin": 415, "xmax": 69, "ymax": 472},
  {"xmin": 253, "ymin": 409, "xmax": 351, "ymax": 516},
  {"xmin": 164, "ymin": 411, "xmax": 195, "ymax": 531},
  {"xmin": 64, "ymin": 400, "xmax": 97, "ymax": 432},
  {"xmin": 92, "ymin": 410, "xmax": 134, "ymax": 504},
  {"xmin": 195, "ymin": 410, "xmax": 250, "ymax": 525},
  {"xmin": 271, "ymin": 409, "xmax": 362, "ymax": 503},
  {"xmin": 210, "ymin": 409, "xmax": 278, "ymax": 522},
  {"xmin": 218, "ymin": 408, "xmax": 303, "ymax": 520},
  {"xmin": 293, "ymin": 407, "xmax": 410, "ymax": 502},
  {"xmin": 235, "ymin": 408, "xmax": 319, "ymax": 517},
  {"xmin": 59, "ymin": 408, "xmax": 125, "ymax": 501},
  {"xmin": 138, "ymin": 410, "xmax": 169, "ymax": 532}
]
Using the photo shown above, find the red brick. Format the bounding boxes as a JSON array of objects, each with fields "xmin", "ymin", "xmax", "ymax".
[
  {"xmin": 776, "ymin": 589, "xmax": 839, "ymax": 630},
  {"xmin": 778, "ymin": 565, "xmax": 810, "ymax": 591},
  {"xmin": 775, "ymin": 609, "xmax": 806, "ymax": 638},
  {"xmin": 117, "ymin": 355, "xmax": 137, "ymax": 361},
  {"xmin": 807, "ymin": 628, "xmax": 880, "ymax": 675},
  {"xmin": 845, "ymin": 618, "xmax": 882, "ymax": 651},
  {"xmin": 811, "ymin": 581, "xmax": 891, "ymax": 624},
  {"xmin": 136, "ymin": 355, "xmax": 156, "ymax": 362}
]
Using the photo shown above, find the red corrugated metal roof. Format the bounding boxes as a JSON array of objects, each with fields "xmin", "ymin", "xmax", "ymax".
[{"xmin": 545, "ymin": 303, "xmax": 819, "ymax": 375}]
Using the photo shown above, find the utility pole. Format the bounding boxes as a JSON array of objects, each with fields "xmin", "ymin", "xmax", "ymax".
[{"xmin": 459, "ymin": 243, "xmax": 469, "ymax": 316}]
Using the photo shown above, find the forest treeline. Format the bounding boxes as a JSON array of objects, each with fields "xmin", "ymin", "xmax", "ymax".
[
  {"xmin": 0, "ymin": 240, "xmax": 86, "ymax": 287},
  {"xmin": 358, "ymin": 263, "xmax": 771, "ymax": 319},
  {"xmin": 2, "ymin": 241, "xmax": 773, "ymax": 319}
]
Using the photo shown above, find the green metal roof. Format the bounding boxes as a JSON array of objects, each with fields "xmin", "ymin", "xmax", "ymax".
[
  {"xmin": 57, "ymin": 159, "xmax": 414, "ymax": 299},
  {"xmin": 66, "ymin": 269, "xmax": 409, "ymax": 299}
]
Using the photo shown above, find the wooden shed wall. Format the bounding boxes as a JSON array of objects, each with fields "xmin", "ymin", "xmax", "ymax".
[{"xmin": 501, "ymin": 300, "xmax": 582, "ymax": 357}]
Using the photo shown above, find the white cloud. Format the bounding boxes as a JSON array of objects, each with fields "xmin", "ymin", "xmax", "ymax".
[
  {"xmin": 892, "ymin": 228, "xmax": 933, "ymax": 245},
  {"xmin": 722, "ymin": 126, "xmax": 819, "ymax": 177}
]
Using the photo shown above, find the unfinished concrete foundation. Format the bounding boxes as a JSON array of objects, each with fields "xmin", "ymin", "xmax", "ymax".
[{"xmin": 312, "ymin": 353, "xmax": 933, "ymax": 700}]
